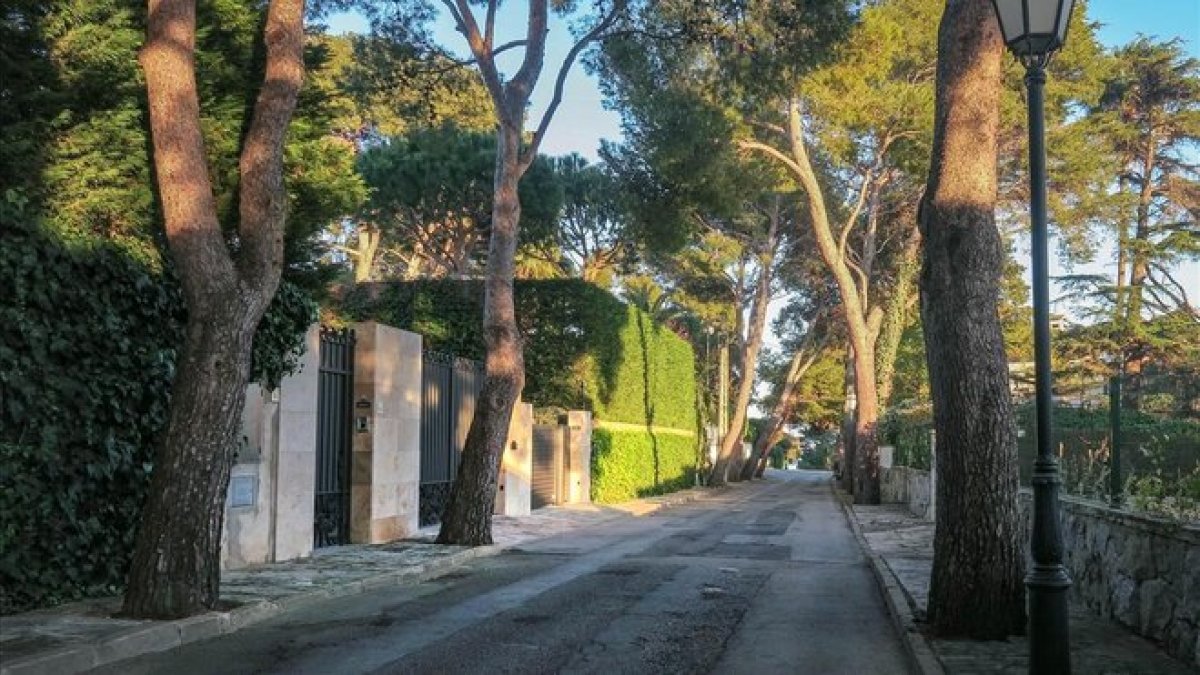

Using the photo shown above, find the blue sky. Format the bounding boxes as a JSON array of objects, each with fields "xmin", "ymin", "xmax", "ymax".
[
  {"xmin": 328, "ymin": 0, "xmax": 1199, "ymax": 161},
  {"xmin": 327, "ymin": 1, "xmax": 1199, "ymax": 313}
]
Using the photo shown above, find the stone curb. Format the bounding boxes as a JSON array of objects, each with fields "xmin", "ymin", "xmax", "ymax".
[
  {"xmin": 831, "ymin": 480, "xmax": 945, "ymax": 675},
  {"xmin": 0, "ymin": 489, "xmax": 708, "ymax": 675}
]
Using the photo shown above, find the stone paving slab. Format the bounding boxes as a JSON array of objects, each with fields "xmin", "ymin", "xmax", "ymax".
[
  {"xmin": 0, "ymin": 486, "xmax": 714, "ymax": 675},
  {"xmin": 847, "ymin": 499, "xmax": 1198, "ymax": 675}
]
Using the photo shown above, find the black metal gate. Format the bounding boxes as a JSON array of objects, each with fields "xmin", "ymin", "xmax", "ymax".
[
  {"xmin": 314, "ymin": 327, "xmax": 355, "ymax": 548},
  {"xmin": 532, "ymin": 424, "xmax": 567, "ymax": 509},
  {"xmin": 419, "ymin": 351, "xmax": 484, "ymax": 526}
]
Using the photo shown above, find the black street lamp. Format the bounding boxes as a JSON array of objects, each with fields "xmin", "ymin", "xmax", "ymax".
[{"xmin": 989, "ymin": 1, "xmax": 1076, "ymax": 673}]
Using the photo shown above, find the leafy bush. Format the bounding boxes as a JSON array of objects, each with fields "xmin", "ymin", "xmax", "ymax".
[
  {"xmin": 0, "ymin": 193, "xmax": 313, "ymax": 613},
  {"xmin": 337, "ymin": 279, "xmax": 698, "ymax": 429},
  {"xmin": 880, "ymin": 405, "xmax": 933, "ymax": 470},
  {"xmin": 1011, "ymin": 404, "xmax": 1199, "ymax": 521},
  {"xmin": 1127, "ymin": 468, "xmax": 1200, "ymax": 522},
  {"xmin": 591, "ymin": 428, "xmax": 696, "ymax": 503},
  {"xmin": 337, "ymin": 279, "xmax": 702, "ymax": 503}
]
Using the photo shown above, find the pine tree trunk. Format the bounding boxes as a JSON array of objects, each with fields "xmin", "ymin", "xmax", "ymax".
[
  {"xmin": 851, "ymin": 339, "xmax": 881, "ymax": 504},
  {"xmin": 743, "ymin": 423, "xmax": 784, "ymax": 480},
  {"xmin": 1122, "ymin": 133, "xmax": 1157, "ymax": 412},
  {"xmin": 711, "ymin": 216, "xmax": 778, "ymax": 486},
  {"xmin": 739, "ymin": 331, "xmax": 822, "ymax": 481},
  {"xmin": 353, "ymin": 225, "xmax": 380, "ymax": 283},
  {"xmin": 919, "ymin": 0, "xmax": 1025, "ymax": 639},
  {"xmin": 437, "ymin": 125, "xmax": 525, "ymax": 545},
  {"xmin": 875, "ymin": 227, "xmax": 921, "ymax": 408},
  {"xmin": 123, "ymin": 301, "xmax": 259, "ymax": 617},
  {"xmin": 123, "ymin": 0, "xmax": 302, "ymax": 618}
]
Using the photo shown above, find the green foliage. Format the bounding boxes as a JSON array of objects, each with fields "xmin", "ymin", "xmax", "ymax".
[
  {"xmin": 1014, "ymin": 403, "xmax": 1200, "ymax": 521},
  {"xmin": 337, "ymin": 279, "xmax": 698, "ymax": 430},
  {"xmin": 0, "ymin": 194, "xmax": 314, "ymax": 612},
  {"xmin": 0, "ymin": 197, "xmax": 178, "ymax": 613},
  {"xmin": 879, "ymin": 405, "xmax": 934, "ymax": 470},
  {"xmin": 1, "ymin": 0, "xmax": 364, "ymax": 291},
  {"xmin": 799, "ymin": 432, "xmax": 838, "ymax": 470},
  {"xmin": 337, "ymin": 279, "xmax": 701, "ymax": 503},
  {"xmin": 1127, "ymin": 469, "xmax": 1200, "ymax": 522},
  {"xmin": 591, "ymin": 428, "xmax": 696, "ymax": 504},
  {"xmin": 356, "ymin": 124, "xmax": 562, "ymax": 277}
]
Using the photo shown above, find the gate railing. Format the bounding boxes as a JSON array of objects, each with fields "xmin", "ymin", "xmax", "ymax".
[
  {"xmin": 419, "ymin": 350, "xmax": 484, "ymax": 525},
  {"xmin": 315, "ymin": 326, "xmax": 355, "ymax": 548}
]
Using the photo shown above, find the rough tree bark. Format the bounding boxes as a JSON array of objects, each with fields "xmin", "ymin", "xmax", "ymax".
[
  {"xmin": 919, "ymin": 0, "xmax": 1026, "ymax": 639},
  {"xmin": 874, "ymin": 226, "xmax": 921, "ymax": 408},
  {"xmin": 710, "ymin": 204, "xmax": 780, "ymax": 486},
  {"xmin": 1121, "ymin": 130, "xmax": 1158, "ymax": 411},
  {"xmin": 123, "ymin": 0, "xmax": 304, "ymax": 618},
  {"xmin": 436, "ymin": 0, "xmax": 624, "ymax": 544}
]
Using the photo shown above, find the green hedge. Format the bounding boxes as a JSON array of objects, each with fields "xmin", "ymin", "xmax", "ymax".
[
  {"xmin": 337, "ymin": 279, "xmax": 702, "ymax": 502},
  {"xmin": 338, "ymin": 279, "xmax": 698, "ymax": 429},
  {"xmin": 591, "ymin": 428, "xmax": 696, "ymax": 503},
  {"xmin": 0, "ymin": 195, "xmax": 313, "ymax": 613},
  {"xmin": 1015, "ymin": 404, "xmax": 1200, "ymax": 508},
  {"xmin": 879, "ymin": 397, "xmax": 1198, "ymax": 519}
]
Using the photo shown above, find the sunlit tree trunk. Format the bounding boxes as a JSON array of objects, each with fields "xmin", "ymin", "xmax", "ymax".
[
  {"xmin": 437, "ymin": 125, "xmax": 525, "ymax": 544},
  {"xmin": 919, "ymin": 0, "xmax": 1025, "ymax": 639},
  {"xmin": 353, "ymin": 224, "xmax": 381, "ymax": 282},
  {"xmin": 875, "ymin": 227, "xmax": 921, "ymax": 408},
  {"xmin": 124, "ymin": 0, "xmax": 303, "ymax": 618},
  {"xmin": 436, "ymin": 0, "xmax": 625, "ymax": 544},
  {"xmin": 1122, "ymin": 133, "xmax": 1157, "ymax": 411},
  {"xmin": 711, "ymin": 207, "xmax": 780, "ymax": 486}
]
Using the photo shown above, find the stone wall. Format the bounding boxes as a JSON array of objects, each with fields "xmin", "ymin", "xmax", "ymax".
[
  {"xmin": 222, "ymin": 384, "xmax": 279, "ymax": 568},
  {"xmin": 222, "ymin": 326, "xmax": 321, "ymax": 569},
  {"xmin": 1020, "ymin": 492, "xmax": 1200, "ymax": 666},
  {"xmin": 882, "ymin": 462, "xmax": 1199, "ymax": 666},
  {"xmin": 880, "ymin": 466, "xmax": 934, "ymax": 521},
  {"xmin": 350, "ymin": 322, "xmax": 422, "ymax": 543}
]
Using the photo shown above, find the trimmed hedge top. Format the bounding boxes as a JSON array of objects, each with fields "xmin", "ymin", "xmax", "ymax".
[{"xmin": 337, "ymin": 279, "xmax": 698, "ymax": 430}]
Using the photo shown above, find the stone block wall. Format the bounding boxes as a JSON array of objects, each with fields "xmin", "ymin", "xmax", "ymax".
[
  {"xmin": 566, "ymin": 411, "xmax": 593, "ymax": 504},
  {"xmin": 1019, "ymin": 493, "xmax": 1200, "ymax": 666},
  {"xmin": 222, "ymin": 384, "xmax": 278, "ymax": 569},
  {"xmin": 884, "ymin": 461, "xmax": 1199, "ymax": 664},
  {"xmin": 495, "ymin": 403, "xmax": 534, "ymax": 516},
  {"xmin": 350, "ymin": 322, "xmax": 422, "ymax": 543},
  {"xmin": 880, "ymin": 466, "xmax": 934, "ymax": 521}
]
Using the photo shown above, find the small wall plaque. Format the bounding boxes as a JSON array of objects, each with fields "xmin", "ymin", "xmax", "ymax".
[{"xmin": 230, "ymin": 475, "xmax": 257, "ymax": 508}]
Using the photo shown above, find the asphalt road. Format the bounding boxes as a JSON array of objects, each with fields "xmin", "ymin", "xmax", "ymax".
[{"xmin": 98, "ymin": 471, "xmax": 910, "ymax": 675}]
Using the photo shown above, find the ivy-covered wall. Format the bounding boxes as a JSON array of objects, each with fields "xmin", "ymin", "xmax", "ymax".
[
  {"xmin": 336, "ymin": 280, "xmax": 701, "ymax": 502},
  {"xmin": 0, "ymin": 197, "xmax": 314, "ymax": 613}
]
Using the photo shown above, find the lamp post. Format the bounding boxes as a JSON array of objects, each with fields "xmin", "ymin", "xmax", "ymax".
[
  {"xmin": 1101, "ymin": 352, "xmax": 1124, "ymax": 507},
  {"xmin": 989, "ymin": 1, "xmax": 1076, "ymax": 673}
]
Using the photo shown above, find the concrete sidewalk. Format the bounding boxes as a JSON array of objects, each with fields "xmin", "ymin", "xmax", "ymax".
[
  {"xmin": 0, "ymin": 487, "xmax": 715, "ymax": 675},
  {"xmin": 843, "ymin": 497, "xmax": 1197, "ymax": 674}
]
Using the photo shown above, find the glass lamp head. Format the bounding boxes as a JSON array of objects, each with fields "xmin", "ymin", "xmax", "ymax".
[{"xmin": 990, "ymin": 0, "xmax": 1075, "ymax": 63}]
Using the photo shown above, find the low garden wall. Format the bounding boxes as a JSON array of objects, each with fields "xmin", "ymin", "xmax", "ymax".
[
  {"xmin": 881, "ymin": 464, "xmax": 1199, "ymax": 665},
  {"xmin": 880, "ymin": 466, "xmax": 934, "ymax": 520},
  {"xmin": 1019, "ymin": 492, "xmax": 1199, "ymax": 666}
]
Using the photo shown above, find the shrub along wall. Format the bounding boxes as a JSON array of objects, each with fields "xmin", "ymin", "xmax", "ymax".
[
  {"xmin": 0, "ymin": 198, "xmax": 313, "ymax": 613},
  {"xmin": 337, "ymin": 280, "xmax": 701, "ymax": 502},
  {"xmin": 877, "ymin": 396, "xmax": 1199, "ymax": 520}
]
